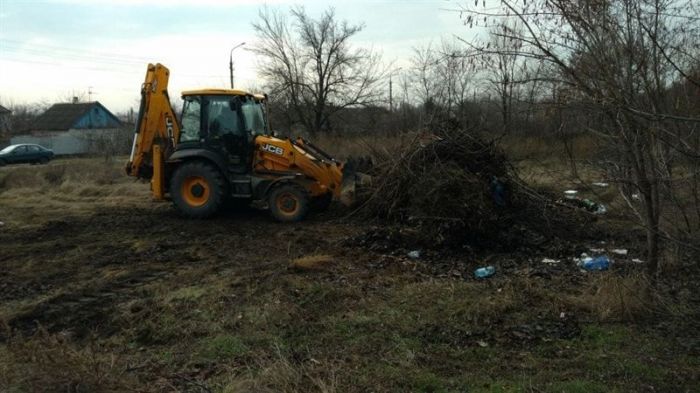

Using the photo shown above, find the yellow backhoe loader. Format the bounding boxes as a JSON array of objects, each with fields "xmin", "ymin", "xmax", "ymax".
[{"xmin": 126, "ymin": 63, "xmax": 345, "ymax": 221}]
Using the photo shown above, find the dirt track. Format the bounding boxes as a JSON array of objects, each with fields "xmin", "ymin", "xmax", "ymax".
[{"xmin": 1, "ymin": 205, "xmax": 360, "ymax": 337}]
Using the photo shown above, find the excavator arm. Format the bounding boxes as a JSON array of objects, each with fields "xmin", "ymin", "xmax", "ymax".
[{"xmin": 126, "ymin": 63, "xmax": 180, "ymax": 198}]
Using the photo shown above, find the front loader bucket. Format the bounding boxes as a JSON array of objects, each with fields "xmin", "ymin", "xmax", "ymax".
[{"xmin": 339, "ymin": 164, "xmax": 371, "ymax": 207}]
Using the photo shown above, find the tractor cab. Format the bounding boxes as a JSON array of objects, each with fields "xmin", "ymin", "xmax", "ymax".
[{"xmin": 177, "ymin": 89, "xmax": 268, "ymax": 174}]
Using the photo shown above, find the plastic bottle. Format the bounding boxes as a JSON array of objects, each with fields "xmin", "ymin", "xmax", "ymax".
[
  {"xmin": 474, "ymin": 266, "xmax": 496, "ymax": 278},
  {"xmin": 582, "ymin": 256, "xmax": 610, "ymax": 271},
  {"xmin": 407, "ymin": 250, "xmax": 421, "ymax": 259}
]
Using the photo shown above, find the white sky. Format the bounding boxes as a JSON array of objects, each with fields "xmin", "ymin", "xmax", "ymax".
[{"xmin": 0, "ymin": 0, "xmax": 484, "ymax": 114}]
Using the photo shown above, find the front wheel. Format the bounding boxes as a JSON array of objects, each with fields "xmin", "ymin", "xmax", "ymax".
[
  {"xmin": 170, "ymin": 161, "xmax": 227, "ymax": 218},
  {"xmin": 268, "ymin": 184, "xmax": 310, "ymax": 222}
]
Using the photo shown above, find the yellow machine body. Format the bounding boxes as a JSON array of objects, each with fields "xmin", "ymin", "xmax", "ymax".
[{"xmin": 126, "ymin": 63, "xmax": 346, "ymax": 220}]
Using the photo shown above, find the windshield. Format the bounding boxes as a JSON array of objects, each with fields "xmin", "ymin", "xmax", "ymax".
[
  {"xmin": 0, "ymin": 145, "xmax": 16, "ymax": 154},
  {"xmin": 240, "ymin": 98, "xmax": 267, "ymax": 136},
  {"xmin": 207, "ymin": 96, "xmax": 243, "ymax": 137}
]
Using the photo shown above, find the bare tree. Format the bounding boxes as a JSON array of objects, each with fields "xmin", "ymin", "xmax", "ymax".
[
  {"xmin": 484, "ymin": 22, "xmax": 523, "ymax": 134},
  {"xmin": 252, "ymin": 6, "xmax": 384, "ymax": 136},
  {"xmin": 408, "ymin": 39, "xmax": 475, "ymax": 127},
  {"xmin": 459, "ymin": 0, "xmax": 700, "ymax": 276}
]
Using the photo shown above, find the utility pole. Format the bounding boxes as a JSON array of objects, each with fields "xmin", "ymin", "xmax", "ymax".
[
  {"xmin": 229, "ymin": 42, "xmax": 246, "ymax": 89},
  {"xmin": 389, "ymin": 67, "xmax": 402, "ymax": 112}
]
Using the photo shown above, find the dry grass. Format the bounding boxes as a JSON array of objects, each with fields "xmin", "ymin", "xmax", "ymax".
[
  {"xmin": 312, "ymin": 132, "xmax": 418, "ymax": 160},
  {"xmin": 222, "ymin": 347, "xmax": 338, "ymax": 393},
  {"xmin": 565, "ymin": 273, "xmax": 655, "ymax": 322},
  {"xmin": 0, "ymin": 157, "xmax": 150, "ymax": 227},
  {"xmin": 1, "ymin": 328, "xmax": 138, "ymax": 392}
]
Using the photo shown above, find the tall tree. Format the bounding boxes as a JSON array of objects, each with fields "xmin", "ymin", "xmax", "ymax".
[{"xmin": 252, "ymin": 7, "xmax": 383, "ymax": 135}]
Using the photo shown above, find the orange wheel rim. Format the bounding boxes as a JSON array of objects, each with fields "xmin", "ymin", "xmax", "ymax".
[
  {"xmin": 276, "ymin": 192, "xmax": 299, "ymax": 216},
  {"xmin": 181, "ymin": 176, "xmax": 210, "ymax": 207}
]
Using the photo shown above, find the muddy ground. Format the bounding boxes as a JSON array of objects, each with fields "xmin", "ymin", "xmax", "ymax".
[{"xmin": 0, "ymin": 159, "xmax": 698, "ymax": 392}]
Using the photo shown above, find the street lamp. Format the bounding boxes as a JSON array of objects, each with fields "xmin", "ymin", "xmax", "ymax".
[
  {"xmin": 389, "ymin": 67, "xmax": 402, "ymax": 113},
  {"xmin": 229, "ymin": 42, "xmax": 246, "ymax": 89}
]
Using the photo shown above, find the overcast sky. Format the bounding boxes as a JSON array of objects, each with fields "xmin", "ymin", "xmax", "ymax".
[{"xmin": 0, "ymin": 0, "xmax": 479, "ymax": 113}]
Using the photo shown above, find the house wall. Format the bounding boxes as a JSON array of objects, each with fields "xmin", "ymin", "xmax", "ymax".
[
  {"xmin": 73, "ymin": 106, "xmax": 121, "ymax": 129},
  {"xmin": 11, "ymin": 128, "xmax": 131, "ymax": 155}
]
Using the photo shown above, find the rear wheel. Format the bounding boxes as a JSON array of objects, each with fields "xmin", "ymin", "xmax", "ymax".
[
  {"xmin": 170, "ymin": 161, "xmax": 227, "ymax": 218},
  {"xmin": 268, "ymin": 183, "xmax": 310, "ymax": 222},
  {"xmin": 0, "ymin": 159, "xmax": 5, "ymax": 167}
]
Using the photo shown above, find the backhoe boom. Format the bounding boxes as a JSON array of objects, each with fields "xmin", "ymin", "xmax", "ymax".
[{"xmin": 126, "ymin": 63, "xmax": 179, "ymax": 183}]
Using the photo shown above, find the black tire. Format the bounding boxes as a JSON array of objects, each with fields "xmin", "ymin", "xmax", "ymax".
[
  {"xmin": 311, "ymin": 192, "xmax": 333, "ymax": 212},
  {"xmin": 170, "ymin": 161, "xmax": 227, "ymax": 218},
  {"xmin": 268, "ymin": 183, "xmax": 310, "ymax": 222},
  {"xmin": 0, "ymin": 159, "xmax": 5, "ymax": 167},
  {"xmin": 39, "ymin": 157, "xmax": 49, "ymax": 164}
]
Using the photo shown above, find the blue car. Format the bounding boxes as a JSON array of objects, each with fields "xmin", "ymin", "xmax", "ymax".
[{"xmin": 0, "ymin": 144, "xmax": 55, "ymax": 166}]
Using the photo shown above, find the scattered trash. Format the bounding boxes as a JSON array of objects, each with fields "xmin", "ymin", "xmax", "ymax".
[
  {"xmin": 579, "ymin": 255, "xmax": 610, "ymax": 271},
  {"xmin": 611, "ymin": 249, "xmax": 628, "ymax": 256},
  {"xmin": 564, "ymin": 190, "xmax": 578, "ymax": 199},
  {"xmin": 561, "ymin": 196, "xmax": 607, "ymax": 214},
  {"xmin": 631, "ymin": 193, "xmax": 641, "ymax": 200},
  {"xmin": 0, "ymin": 221, "xmax": 4, "ymax": 227},
  {"xmin": 407, "ymin": 250, "xmax": 421, "ymax": 259},
  {"xmin": 541, "ymin": 258, "xmax": 560, "ymax": 264},
  {"xmin": 476, "ymin": 340, "xmax": 489, "ymax": 348},
  {"xmin": 589, "ymin": 248, "xmax": 605, "ymax": 253},
  {"xmin": 594, "ymin": 204, "xmax": 607, "ymax": 215},
  {"xmin": 592, "ymin": 182, "xmax": 609, "ymax": 187},
  {"xmin": 632, "ymin": 258, "xmax": 644, "ymax": 264},
  {"xmin": 560, "ymin": 312, "xmax": 566, "ymax": 319},
  {"xmin": 474, "ymin": 265, "xmax": 496, "ymax": 279}
]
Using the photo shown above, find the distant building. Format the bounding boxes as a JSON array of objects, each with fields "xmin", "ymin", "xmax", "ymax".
[{"xmin": 11, "ymin": 101, "xmax": 125, "ymax": 155}]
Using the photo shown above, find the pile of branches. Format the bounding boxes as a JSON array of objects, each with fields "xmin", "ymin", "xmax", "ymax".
[{"xmin": 353, "ymin": 128, "xmax": 592, "ymax": 252}]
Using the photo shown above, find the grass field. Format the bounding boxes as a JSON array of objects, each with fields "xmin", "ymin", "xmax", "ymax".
[{"xmin": 0, "ymin": 151, "xmax": 698, "ymax": 392}]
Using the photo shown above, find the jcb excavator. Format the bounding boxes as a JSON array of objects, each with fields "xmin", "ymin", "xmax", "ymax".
[{"xmin": 126, "ymin": 63, "xmax": 344, "ymax": 221}]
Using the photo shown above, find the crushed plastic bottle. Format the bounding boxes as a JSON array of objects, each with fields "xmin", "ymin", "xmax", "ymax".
[
  {"xmin": 474, "ymin": 266, "xmax": 496, "ymax": 279},
  {"xmin": 407, "ymin": 250, "xmax": 421, "ymax": 259},
  {"xmin": 581, "ymin": 256, "xmax": 610, "ymax": 271}
]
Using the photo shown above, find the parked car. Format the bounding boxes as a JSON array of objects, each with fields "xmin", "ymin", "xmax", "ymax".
[{"xmin": 0, "ymin": 144, "xmax": 55, "ymax": 166}]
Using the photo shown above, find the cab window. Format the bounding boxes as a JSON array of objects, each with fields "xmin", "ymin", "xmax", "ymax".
[
  {"xmin": 207, "ymin": 96, "xmax": 243, "ymax": 137},
  {"xmin": 180, "ymin": 97, "xmax": 201, "ymax": 142}
]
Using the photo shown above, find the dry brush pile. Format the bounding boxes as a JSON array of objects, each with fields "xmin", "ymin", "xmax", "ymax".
[{"xmin": 352, "ymin": 128, "xmax": 595, "ymax": 253}]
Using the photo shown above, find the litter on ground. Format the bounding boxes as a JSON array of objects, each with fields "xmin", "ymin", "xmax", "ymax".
[{"xmin": 541, "ymin": 258, "xmax": 561, "ymax": 264}]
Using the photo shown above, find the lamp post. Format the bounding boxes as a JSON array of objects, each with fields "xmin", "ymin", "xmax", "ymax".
[
  {"xmin": 389, "ymin": 67, "xmax": 402, "ymax": 112},
  {"xmin": 229, "ymin": 42, "xmax": 246, "ymax": 89}
]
